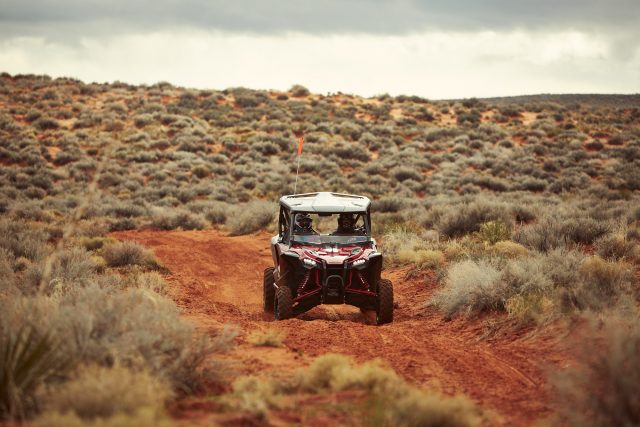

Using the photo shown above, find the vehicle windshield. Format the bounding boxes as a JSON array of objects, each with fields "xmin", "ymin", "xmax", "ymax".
[{"xmin": 290, "ymin": 212, "xmax": 370, "ymax": 245}]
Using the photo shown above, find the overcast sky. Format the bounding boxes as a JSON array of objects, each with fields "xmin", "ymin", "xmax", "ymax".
[{"xmin": 1, "ymin": 0, "xmax": 638, "ymax": 98}]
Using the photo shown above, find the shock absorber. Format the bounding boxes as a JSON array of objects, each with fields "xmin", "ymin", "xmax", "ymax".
[
  {"xmin": 355, "ymin": 271, "xmax": 370, "ymax": 290},
  {"xmin": 297, "ymin": 270, "xmax": 311, "ymax": 294}
]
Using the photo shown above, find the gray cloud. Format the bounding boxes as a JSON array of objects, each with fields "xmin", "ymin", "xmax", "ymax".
[{"xmin": 1, "ymin": 0, "xmax": 639, "ymax": 37}]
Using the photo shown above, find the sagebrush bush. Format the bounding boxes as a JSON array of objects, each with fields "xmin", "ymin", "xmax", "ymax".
[
  {"xmin": 430, "ymin": 260, "xmax": 504, "ymax": 318},
  {"xmin": 555, "ymin": 313, "xmax": 640, "ymax": 427},
  {"xmin": 595, "ymin": 233, "xmax": 638, "ymax": 261},
  {"xmin": 578, "ymin": 256, "xmax": 634, "ymax": 307},
  {"xmin": 227, "ymin": 201, "xmax": 274, "ymax": 235},
  {"xmin": 513, "ymin": 216, "xmax": 568, "ymax": 251},
  {"xmin": 102, "ymin": 241, "xmax": 159, "ymax": 269},
  {"xmin": 150, "ymin": 209, "xmax": 207, "ymax": 231},
  {"xmin": 436, "ymin": 200, "xmax": 511, "ymax": 238},
  {"xmin": 6, "ymin": 284, "xmax": 236, "ymax": 394}
]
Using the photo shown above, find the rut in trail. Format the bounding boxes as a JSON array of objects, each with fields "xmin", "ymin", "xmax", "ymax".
[{"xmin": 112, "ymin": 229, "xmax": 566, "ymax": 427}]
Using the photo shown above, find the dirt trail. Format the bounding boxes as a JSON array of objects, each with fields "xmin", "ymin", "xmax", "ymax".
[{"xmin": 112, "ymin": 229, "xmax": 566, "ymax": 426}]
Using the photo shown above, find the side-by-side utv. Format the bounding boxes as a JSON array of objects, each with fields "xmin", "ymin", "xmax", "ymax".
[{"xmin": 263, "ymin": 192, "xmax": 393, "ymax": 325}]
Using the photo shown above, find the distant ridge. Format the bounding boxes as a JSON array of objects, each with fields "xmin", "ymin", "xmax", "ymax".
[{"xmin": 464, "ymin": 93, "xmax": 640, "ymax": 108}]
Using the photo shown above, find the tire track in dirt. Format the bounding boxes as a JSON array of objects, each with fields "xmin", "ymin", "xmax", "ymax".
[{"xmin": 112, "ymin": 229, "xmax": 565, "ymax": 426}]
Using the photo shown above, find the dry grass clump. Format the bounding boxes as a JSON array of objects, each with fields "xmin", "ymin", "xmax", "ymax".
[
  {"xmin": 0, "ymin": 316, "xmax": 68, "ymax": 419},
  {"xmin": 478, "ymin": 221, "xmax": 511, "ymax": 244},
  {"xmin": 127, "ymin": 271, "xmax": 167, "ymax": 294},
  {"xmin": 397, "ymin": 249, "xmax": 445, "ymax": 269},
  {"xmin": 555, "ymin": 312, "xmax": 640, "ymax": 427},
  {"xmin": 382, "ymin": 228, "xmax": 444, "ymax": 269},
  {"xmin": 102, "ymin": 241, "xmax": 160, "ymax": 269},
  {"xmin": 491, "ymin": 240, "xmax": 529, "ymax": 258},
  {"xmin": 247, "ymin": 328, "xmax": 286, "ymax": 347},
  {"xmin": 294, "ymin": 354, "xmax": 480, "ymax": 427},
  {"xmin": 42, "ymin": 365, "xmax": 171, "ymax": 421},
  {"xmin": 229, "ymin": 354, "xmax": 479, "ymax": 426},
  {"xmin": 230, "ymin": 375, "xmax": 282, "ymax": 417},
  {"xmin": 227, "ymin": 201, "xmax": 275, "ymax": 235}
]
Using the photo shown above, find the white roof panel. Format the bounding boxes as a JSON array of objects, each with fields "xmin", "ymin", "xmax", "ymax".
[{"xmin": 280, "ymin": 192, "xmax": 371, "ymax": 213}]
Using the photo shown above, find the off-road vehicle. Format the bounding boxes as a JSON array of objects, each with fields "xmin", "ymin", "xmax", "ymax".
[{"xmin": 263, "ymin": 192, "xmax": 393, "ymax": 324}]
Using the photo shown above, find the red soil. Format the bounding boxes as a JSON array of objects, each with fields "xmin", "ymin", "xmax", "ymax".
[{"xmin": 111, "ymin": 229, "xmax": 569, "ymax": 426}]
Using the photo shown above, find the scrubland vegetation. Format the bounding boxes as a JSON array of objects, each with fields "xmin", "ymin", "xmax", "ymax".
[
  {"xmin": 0, "ymin": 72, "xmax": 639, "ymax": 425},
  {"xmin": 229, "ymin": 354, "xmax": 479, "ymax": 426}
]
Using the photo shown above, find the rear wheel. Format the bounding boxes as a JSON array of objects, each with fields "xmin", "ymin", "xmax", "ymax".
[
  {"xmin": 376, "ymin": 279, "xmax": 393, "ymax": 325},
  {"xmin": 274, "ymin": 286, "xmax": 293, "ymax": 320},
  {"xmin": 263, "ymin": 267, "xmax": 275, "ymax": 313}
]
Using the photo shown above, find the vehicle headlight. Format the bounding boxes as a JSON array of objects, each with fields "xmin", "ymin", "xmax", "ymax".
[
  {"xmin": 303, "ymin": 258, "xmax": 318, "ymax": 268},
  {"xmin": 352, "ymin": 259, "xmax": 366, "ymax": 267}
]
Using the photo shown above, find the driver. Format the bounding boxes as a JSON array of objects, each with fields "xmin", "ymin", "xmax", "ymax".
[
  {"xmin": 333, "ymin": 213, "xmax": 357, "ymax": 235},
  {"xmin": 294, "ymin": 213, "xmax": 316, "ymax": 234}
]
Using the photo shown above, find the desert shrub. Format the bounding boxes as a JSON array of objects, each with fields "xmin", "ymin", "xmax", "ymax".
[
  {"xmin": 127, "ymin": 271, "xmax": 167, "ymax": 294},
  {"xmin": 578, "ymin": 256, "xmax": 634, "ymax": 306},
  {"xmin": 491, "ymin": 241, "xmax": 528, "ymax": 258},
  {"xmin": 397, "ymin": 249, "xmax": 445, "ymax": 270},
  {"xmin": 227, "ymin": 201, "xmax": 274, "ymax": 235},
  {"xmin": 105, "ymin": 202, "xmax": 146, "ymax": 218},
  {"xmin": 33, "ymin": 116, "xmax": 59, "ymax": 131},
  {"xmin": 247, "ymin": 328, "xmax": 285, "ymax": 347},
  {"xmin": 293, "ymin": 354, "xmax": 479, "ymax": 427},
  {"xmin": 501, "ymin": 256, "xmax": 552, "ymax": 296},
  {"xmin": 230, "ymin": 375, "xmax": 282, "ymax": 417},
  {"xmin": 0, "ymin": 313, "xmax": 68, "ymax": 419},
  {"xmin": 289, "ymin": 84, "xmax": 310, "ymax": 97},
  {"xmin": 595, "ymin": 233, "xmax": 638, "ymax": 261},
  {"xmin": 382, "ymin": 228, "xmax": 433, "ymax": 265},
  {"xmin": 555, "ymin": 313, "xmax": 640, "ymax": 427},
  {"xmin": 430, "ymin": 260, "xmax": 504, "ymax": 318},
  {"xmin": 563, "ymin": 217, "xmax": 610, "ymax": 245},
  {"xmin": 191, "ymin": 165, "xmax": 210, "ymax": 178},
  {"xmin": 478, "ymin": 221, "xmax": 511, "ymax": 244},
  {"xmin": 102, "ymin": 241, "xmax": 159, "ymax": 269},
  {"xmin": 24, "ymin": 247, "xmax": 98, "ymax": 293},
  {"xmin": 390, "ymin": 166, "xmax": 422, "ymax": 183},
  {"xmin": 150, "ymin": 210, "xmax": 207, "ymax": 231},
  {"xmin": 133, "ymin": 114, "xmax": 154, "ymax": 128},
  {"xmin": 77, "ymin": 237, "xmax": 115, "ymax": 252},
  {"xmin": 107, "ymin": 218, "xmax": 138, "ymax": 232},
  {"xmin": 437, "ymin": 200, "xmax": 511, "ymax": 238},
  {"xmin": 43, "ymin": 365, "xmax": 170, "ymax": 420},
  {"xmin": 513, "ymin": 216, "xmax": 568, "ymax": 252},
  {"xmin": 10, "ymin": 284, "xmax": 237, "ymax": 394}
]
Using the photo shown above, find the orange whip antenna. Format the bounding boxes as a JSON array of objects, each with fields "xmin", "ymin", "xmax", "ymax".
[{"xmin": 294, "ymin": 129, "xmax": 304, "ymax": 194}]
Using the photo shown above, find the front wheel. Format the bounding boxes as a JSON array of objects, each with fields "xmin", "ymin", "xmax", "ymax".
[
  {"xmin": 263, "ymin": 267, "xmax": 276, "ymax": 313},
  {"xmin": 274, "ymin": 286, "xmax": 294, "ymax": 320},
  {"xmin": 376, "ymin": 279, "xmax": 394, "ymax": 325}
]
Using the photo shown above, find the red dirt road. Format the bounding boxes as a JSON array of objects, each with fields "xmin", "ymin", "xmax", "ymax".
[{"xmin": 112, "ymin": 229, "xmax": 567, "ymax": 426}]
